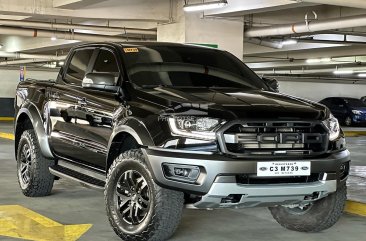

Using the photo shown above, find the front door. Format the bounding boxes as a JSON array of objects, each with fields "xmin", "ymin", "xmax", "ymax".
[{"xmin": 71, "ymin": 48, "xmax": 122, "ymax": 170}]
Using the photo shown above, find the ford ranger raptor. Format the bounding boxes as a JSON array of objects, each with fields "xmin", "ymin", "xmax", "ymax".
[{"xmin": 14, "ymin": 42, "xmax": 350, "ymax": 241}]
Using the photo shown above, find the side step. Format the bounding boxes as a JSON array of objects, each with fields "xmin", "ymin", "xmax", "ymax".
[{"xmin": 49, "ymin": 165, "xmax": 105, "ymax": 191}]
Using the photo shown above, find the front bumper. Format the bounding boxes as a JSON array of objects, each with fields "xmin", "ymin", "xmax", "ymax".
[{"xmin": 143, "ymin": 148, "xmax": 350, "ymax": 208}]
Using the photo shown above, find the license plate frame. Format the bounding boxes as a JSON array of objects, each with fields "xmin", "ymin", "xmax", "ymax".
[{"xmin": 257, "ymin": 161, "xmax": 311, "ymax": 177}]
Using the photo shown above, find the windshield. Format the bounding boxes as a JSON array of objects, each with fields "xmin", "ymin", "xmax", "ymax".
[
  {"xmin": 122, "ymin": 45, "xmax": 268, "ymax": 90},
  {"xmin": 345, "ymin": 98, "xmax": 366, "ymax": 108}
]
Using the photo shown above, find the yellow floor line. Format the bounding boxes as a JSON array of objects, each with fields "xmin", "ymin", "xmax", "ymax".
[
  {"xmin": 0, "ymin": 117, "xmax": 14, "ymax": 121},
  {"xmin": 0, "ymin": 205, "xmax": 92, "ymax": 241},
  {"xmin": 345, "ymin": 200, "xmax": 366, "ymax": 217},
  {"xmin": 0, "ymin": 132, "xmax": 15, "ymax": 140},
  {"xmin": 344, "ymin": 131, "xmax": 366, "ymax": 137}
]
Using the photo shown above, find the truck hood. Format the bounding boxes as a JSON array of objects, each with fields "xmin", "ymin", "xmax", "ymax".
[{"xmin": 135, "ymin": 87, "xmax": 327, "ymax": 120}]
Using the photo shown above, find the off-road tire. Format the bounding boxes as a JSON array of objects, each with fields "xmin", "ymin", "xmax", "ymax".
[
  {"xmin": 269, "ymin": 182, "xmax": 347, "ymax": 232},
  {"xmin": 16, "ymin": 129, "xmax": 55, "ymax": 197},
  {"xmin": 105, "ymin": 149, "xmax": 184, "ymax": 241}
]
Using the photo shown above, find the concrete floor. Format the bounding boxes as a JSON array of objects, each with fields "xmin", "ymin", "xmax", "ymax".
[{"xmin": 1, "ymin": 122, "xmax": 366, "ymax": 241}]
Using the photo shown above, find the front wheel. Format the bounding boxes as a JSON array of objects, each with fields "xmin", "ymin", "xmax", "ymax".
[
  {"xmin": 269, "ymin": 182, "xmax": 347, "ymax": 232},
  {"xmin": 105, "ymin": 149, "xmax": 184, "ymax": 241},
  {"xmin": 345, "ymin": 116, "xmax": 352, "ymax": 126}
]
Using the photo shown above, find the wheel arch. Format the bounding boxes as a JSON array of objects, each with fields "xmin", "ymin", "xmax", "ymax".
[
  {"xmin": 106, "ymin": 119, "xmax": 154, "ymax": 172},
  {"xmin": 15, "ymin": 105, "xmax": 53, "ymax": 159}
]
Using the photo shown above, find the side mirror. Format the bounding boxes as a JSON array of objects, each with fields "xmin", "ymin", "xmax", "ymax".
[
  {"xmin": 262, "ymin": 77, "xmax": 279, "ymax": 92},
  {"xmin": 82, "ymin": 73, "xmax": 119, "ymax": 92}
]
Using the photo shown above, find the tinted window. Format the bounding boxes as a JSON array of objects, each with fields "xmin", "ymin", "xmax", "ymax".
[
  {"xmin": 123, "ymin": 46, "xmax": 267, "ymax": 90},
  {"xmin": 331, "ymin": 98, "xmax": 344, "ymax": 106},
  {"xmin": 320, "ymin": 98, "xmax": 331, "ymax": 106},
  {"xmin": 92, "ymin": 49, "xmax": 119, "ymax": 73},
  {"xmin": 65, "ymin": 49, "xmax": 94, "ymax": 85},
  {"xmin": 344, "ymin": 98, "xmax": 366, "ymax": 107}
]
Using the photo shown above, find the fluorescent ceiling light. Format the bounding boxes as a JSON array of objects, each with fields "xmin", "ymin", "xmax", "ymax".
[
  {"xmin": 306, "ymin": 58, "xmax": 331, "ymax": 63},
  {"xmin": 51, "ymin": 36, "xmax": 57, "ymax": 41},
  {"xmin": 334, "ymin": 70, "xmax": 354, "ymax": 75},
  {"xmin": 358, "ymin": 73, "xmax": 366, "ymax": 77},
  {"xmin": 183, "ymin": 0, "xmax": 228, "ymax": 12},
  {"xmin": 281, "ymin": 39, "xmax": 298, "ymax": 45}
]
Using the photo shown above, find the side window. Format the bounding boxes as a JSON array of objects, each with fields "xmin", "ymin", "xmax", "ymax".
[
  {"xmin": 64, "ymin": 49, "xmax": 94, "ymax": 85},
  {"xmin": 332, "ymin": 98, "xmax": 343, "ymax": 106},
  {"xmin": 92, "ymin": 49, "xmax": 119, "ymax": 75}
]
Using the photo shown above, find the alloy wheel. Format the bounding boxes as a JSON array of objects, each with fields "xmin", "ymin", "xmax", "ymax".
[
  {"xmin": 345, "ymin": 117, "xmax": 352, "ymax": 126},
  {"xmin": 115, "ymin": 170, "xmax": 151, "ymax": 227},
  {"xmin": 19, "ymin": 143, "xmax": 31, "ymax": 188}
]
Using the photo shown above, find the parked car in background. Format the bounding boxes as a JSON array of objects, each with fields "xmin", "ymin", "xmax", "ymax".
[
  {"xmin": 320, "ymin": 97, "xmax": 366, "ymax": 126},
  {"xmin": 361, "ymin": 96, "xmax": 366, "ymax": 104}
]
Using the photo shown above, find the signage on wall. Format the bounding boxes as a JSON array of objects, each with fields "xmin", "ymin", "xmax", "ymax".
[{"xmin": 20, "ymin": 66, "xmax": 26, "ymax": 82}]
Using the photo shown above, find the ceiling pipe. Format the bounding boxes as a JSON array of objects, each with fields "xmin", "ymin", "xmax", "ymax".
[
  {"xmin": 0, "ymin": 26, "xmax": 152, "ymax": 42},
  {"xmin": 0, "ymin": 51, "xmax": 66, "ymax": 60},
  {"xmin": 0, "ymin": 56, "xmax": 66, "ymax": 66},
  {"xmin": 246, "ymin": 38, "xmax": 283, "ymax": 49},
  {"xmin": 293, "ymin": 0, "xmax": 366, "ymax": 9},
  {"xmin": 245, "ymin": 14, "xmax": 366, "ymax": 38},
  {"xmin": 255, "ymin": 66, "xmax": 366, "ymax": 75},
  {"xmin": 0, "ymin": 19, "xmax": 156, "ymax": 36}
]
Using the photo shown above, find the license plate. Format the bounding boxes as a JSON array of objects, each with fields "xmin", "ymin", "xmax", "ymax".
[{"xmin": 257, "ymin": 161, "xmax": 311, "ymax": 177}]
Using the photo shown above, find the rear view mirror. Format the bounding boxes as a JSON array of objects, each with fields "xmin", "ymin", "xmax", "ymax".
[
  {"xmin": 262, "ymin": 77, "xmax": 279, "ymax": 92},
  {"xmin": 82, "ymin": 73, "xmax": 119, "ymax": 92}
]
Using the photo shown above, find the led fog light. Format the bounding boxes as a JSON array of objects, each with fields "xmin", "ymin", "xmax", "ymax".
[{"xmin": 162, "ymin": 164, "xmax": 200, "ymax": 183}]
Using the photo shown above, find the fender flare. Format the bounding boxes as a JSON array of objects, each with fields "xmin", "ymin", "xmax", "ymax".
[
  {"xmin": 16, "ymin": 103, "xmax": 54, "ymax": 159},
  {"xmin": 106, "ymin": 118, "xmax": 154, "ymax": 166},
  {"xmin": 108, "ymin": 118, "xmax": 154, "ymax": 148}
]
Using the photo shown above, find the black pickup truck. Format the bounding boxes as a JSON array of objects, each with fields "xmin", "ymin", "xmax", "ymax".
[{"xmin": 15, "ymin": 42, "xmax": 350, "ymax": 241}]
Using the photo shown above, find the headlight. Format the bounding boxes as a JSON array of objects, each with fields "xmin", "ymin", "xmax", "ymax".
[
  {"xmin": 352, "ymin": 110, "xmax": 362, "ymax": 115},
  {"xmin": 323, "ymin": 114, "xmax": 340, "ymax": 141},
  {"xmin": 168, "ymin": 117, "xmax": 222, "ymax": 140}
]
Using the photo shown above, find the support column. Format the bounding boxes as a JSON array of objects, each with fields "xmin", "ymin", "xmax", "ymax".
[{"xmin": 157, "ymin": 2, "xmax": 244, "ymax": 60}]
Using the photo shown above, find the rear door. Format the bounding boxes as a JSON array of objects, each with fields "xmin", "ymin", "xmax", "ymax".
[
  {"xmin": 48, "ymin": 47, "xmax": 97, "ymax": 161},
  {"xmin": 70, "ymin": 47, "xmax": 122, "ymax": 169}
]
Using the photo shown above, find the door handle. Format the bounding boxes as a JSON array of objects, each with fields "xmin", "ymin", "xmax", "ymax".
[{"xmin": 77, "ymin": 98, "xmax": 87, "ymax": 107}]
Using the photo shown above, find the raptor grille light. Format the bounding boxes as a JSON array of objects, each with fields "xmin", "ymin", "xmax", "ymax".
[
  {"xmin": 183, "ymin": 0, "xmax": 228, "ymax": 12},
  {"xmin": 168, "ymin": 117, "xmax": 222, "ymax": 140},
  {"xmin": 323, "ymin": 114, "xmax": 340, "ymax": 141}
]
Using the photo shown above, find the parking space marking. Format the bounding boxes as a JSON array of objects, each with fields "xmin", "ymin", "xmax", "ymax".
[
  {"xmin": 344, "ymin": 131, "xmax": 366, "ymax": 137},
  {"xmin": 0, "ymin": 117, "xmax": 14, "ymax": 121},
  {"xmin": 0, "ymin": 132, "xmax": 14, "ymax": 140},
  {"xmin": 0, "ymin": 205, "xmax": 92, "ymax": 241},
  {"xmin": 345, "ymin": 200, "xmax": 366, "ymax": 217}
]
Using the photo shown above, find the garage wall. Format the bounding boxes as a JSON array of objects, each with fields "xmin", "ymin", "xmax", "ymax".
[
  {"xmin": 278, "ymin": 80, "xmax": 366, "ymax": 102},
  {"xmin": 0, "ymin": 68, "xmax": 58, "ymax": 117}
]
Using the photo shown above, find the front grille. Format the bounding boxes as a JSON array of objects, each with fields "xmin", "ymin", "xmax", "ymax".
[
  {"xmin": 236, "ymin": 173, "xmax": 321, "ymax": 185},
  {"xmin": 218, "ymin": 121, "xmax": 328, "ymax": 157}
]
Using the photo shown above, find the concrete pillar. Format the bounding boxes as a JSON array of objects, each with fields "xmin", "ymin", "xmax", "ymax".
[{"xmin": 157, "ymin": 2, "xmax": 244, "ymax": 60}]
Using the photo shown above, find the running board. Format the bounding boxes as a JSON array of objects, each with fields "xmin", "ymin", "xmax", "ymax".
[{"xmin": 49, "ymin": 165, "xmax": 105, "ymax": 191}]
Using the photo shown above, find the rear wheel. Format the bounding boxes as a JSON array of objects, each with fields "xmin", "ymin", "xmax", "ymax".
[
  {"xmin": 269, "ymin": 182, "xmax": 347, "ymax": 232},
  {"xmin": 105, "ymin": 149, "xmax": 184, "ymax": 241},
  {"xmin": 16, "ymin": 129, "xmax": 55, "ymax": 197}
]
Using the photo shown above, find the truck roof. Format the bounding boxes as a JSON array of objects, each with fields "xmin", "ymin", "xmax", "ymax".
[{"xmin": 73, "ymin": 41, "xmax": 221, "ymax": 51}]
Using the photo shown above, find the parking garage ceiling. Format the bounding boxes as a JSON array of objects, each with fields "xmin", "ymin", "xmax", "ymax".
[{"xmin": 0, "ymin": 0, "xmax": 366, "ymax": 82}]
